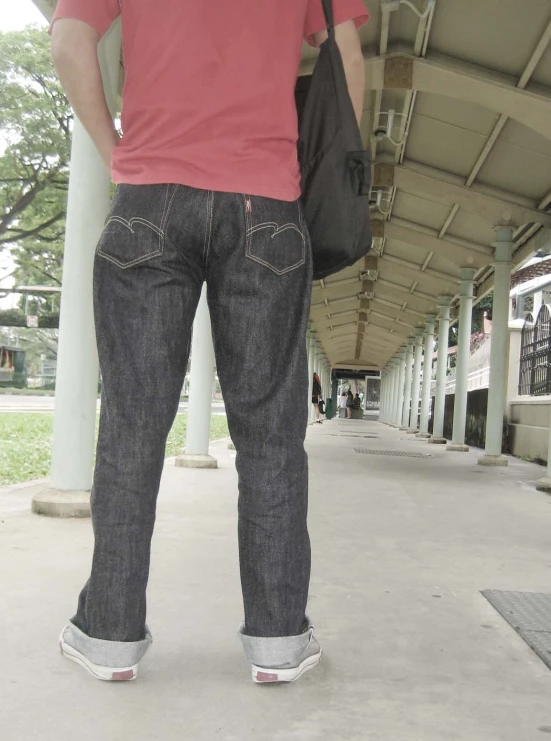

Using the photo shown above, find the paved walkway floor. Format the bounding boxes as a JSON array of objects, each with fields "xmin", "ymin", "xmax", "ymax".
[{"xmin": 2, "ymin": 417, "xmax": 551, "ymax": 740}]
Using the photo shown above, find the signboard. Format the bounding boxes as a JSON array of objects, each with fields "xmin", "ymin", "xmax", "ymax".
[{"xmin": 26, "ymin": 316, "xmax": 39, "ymax": 328}]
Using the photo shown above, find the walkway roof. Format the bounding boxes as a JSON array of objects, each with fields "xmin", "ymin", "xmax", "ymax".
[{"xmin": 34, "ymin": 0, "xmax": 551, "ymax": 372}]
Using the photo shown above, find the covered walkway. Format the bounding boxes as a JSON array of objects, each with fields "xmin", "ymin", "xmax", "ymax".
[{"xmin": 2, "ymin": 417, "xmax": 551, "ymax": 740}]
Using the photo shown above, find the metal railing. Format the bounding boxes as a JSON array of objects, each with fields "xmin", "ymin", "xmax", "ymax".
[{"xmin": 519, "ymin": 306, "xmax": 551, "ymax": 396}]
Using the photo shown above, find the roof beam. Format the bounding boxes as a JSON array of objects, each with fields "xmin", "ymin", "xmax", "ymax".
[
  {"xmin": 383, "ymin": 163, "xmax": 551, "ymax": 228},
  {"xmin": 310, "ymin": 297, "xmax": 360, "ymax": 321},
  {"xmin": 376, "ymin": 278, "xmax": 439, "ymax": 306},
  {"xmin": 365, "ymin": 317, "xmax": 412, "ymax": 338},
  {"xmin": 311, "ymin": 313, "xmax": 358, "ymax": 331},
  {"xmin": 380, "ymin": 216, "xmax": 492, "ymax": 269},
  {"xmin": 380, "ymin": 255, "xmax": 460, "ymax": 292},
  {"xmin": 364, "ymin": 53, "xmax": 551, "ymax": 142}
]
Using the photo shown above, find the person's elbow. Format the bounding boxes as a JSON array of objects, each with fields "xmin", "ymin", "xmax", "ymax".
[{"xmin": 51, "ymin": 19, "xmax": 100, "ymax": 69}]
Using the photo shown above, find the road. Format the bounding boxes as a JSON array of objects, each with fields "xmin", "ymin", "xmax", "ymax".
[{"xmin": 0, "ymin": 395, "xmax": 226, "ymax": 416}]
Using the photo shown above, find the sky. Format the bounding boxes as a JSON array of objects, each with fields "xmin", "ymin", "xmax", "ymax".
[
  {"xmin": 0, "ymin": 2, "xmax": 49, "ymax": 307},
  {"xmin": 0, "ymin": 0, "xmax": 48, "ymax": 32}
]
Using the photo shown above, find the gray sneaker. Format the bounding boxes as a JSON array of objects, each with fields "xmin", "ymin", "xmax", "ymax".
[{"xmin": 251, "ymin": 627, "xmax": 322, "ymax": 684}]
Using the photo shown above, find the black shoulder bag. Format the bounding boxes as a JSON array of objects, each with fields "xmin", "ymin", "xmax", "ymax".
[{"xmin": 295, "ymin": 0, "xmax": 372, "ymax": 280}]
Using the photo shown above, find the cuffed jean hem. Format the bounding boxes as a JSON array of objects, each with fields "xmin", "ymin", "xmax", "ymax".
[
  {"xmin": 238, "ymin": 622, "xmax": 312, "ymax": 669},
  {"xmin": 63, "ymin": 621, "xmax": 153, "ymax": 668}
]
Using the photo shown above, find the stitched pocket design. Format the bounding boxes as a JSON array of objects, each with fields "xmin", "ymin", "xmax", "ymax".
[
  {"xmin": 243, "ymin": 195, "xmax": 306, "ymax": 276},
  {"xmin": 98, "ymin": 184, "xmax": 177, "ymax": 269}
]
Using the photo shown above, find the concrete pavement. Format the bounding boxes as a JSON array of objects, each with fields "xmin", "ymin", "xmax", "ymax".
[{"xmin": 1, "ymin": 417, "xmax": 551, "ymax": 740}]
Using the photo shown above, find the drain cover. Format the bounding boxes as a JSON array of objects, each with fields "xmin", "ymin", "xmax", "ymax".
[
  {"xmin": 341, "ymin": 434, "xmax": 379, "ymax": 438},
  {"xmin": 482, "ymin": 590, "xmax": 551, "ymax": 670},
  {"xmin": 353, "ymin": 449, "xmax": 430, "ymax": 458}
]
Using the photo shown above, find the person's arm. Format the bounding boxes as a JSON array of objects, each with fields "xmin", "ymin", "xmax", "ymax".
[
  {"xmin": 313, "ymin": 21, "xmax": 365, "ymax": 124},
  {"xmin": 51, "ymin": 19, "xmax": 119, "ymax": 171}
]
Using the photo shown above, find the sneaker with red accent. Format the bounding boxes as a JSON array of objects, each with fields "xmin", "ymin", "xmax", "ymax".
[
  {"xmin": 59, "ymin": 625, "xmax": 139, "ymax": 682},
  {"xmin": 252, "ymin": 628, "xmax": 322, "ymax": 684}
]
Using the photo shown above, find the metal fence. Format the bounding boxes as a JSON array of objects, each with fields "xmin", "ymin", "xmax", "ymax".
[{"xmin": 519, "ymin": 306, "xmax": 551, "ymax": 396}]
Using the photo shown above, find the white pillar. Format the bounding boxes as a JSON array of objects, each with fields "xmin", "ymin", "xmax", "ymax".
[
  {"xmin": 32, "ymin": 24, "xmax": 122, "ymax": 517},
  {"xmin": 176, "ymin": 284, "xmax": 217, "ymax": 468},
  {"xmin": 429, "ymin": 297, "xmax": 452, "ymax": 444},
  {"xmin": 401, "ymin": 342, "xmax": 414, "ymax": 429},
  {"xmin": 536, "ymin": 405, "xmax": 551, "ymax": 491},
  {"xmin": 364, "ymin": 375, "xmax": 369, "ymax": 412},
  {"xmin": 380, "ymin": 368, "xmax": 388, "ymax": 422},
  {"xmin": 417, "ymin": 316, "xmax": 436, "ymax": 438},
  {"xmin": 380, "ymin": 369, "xmax": 386, "ymax": 421},
  {"xmin": 386, "ymin": 367, "xmax": 393, "ymax": 423},
  {"xmin": 394, "ymin": 349, "xmax": 406, "ymax": 426},
  {"xmin": 479, "ymin": 228, "xmax": 514, "ymax": 466},
  {"xmin": 409, "ymin": 328, "xmax": 424, "ymax": 432},
  {"xmin": 307, "ymin": 333, "xmax": 315, "ymax": 423},
  {"xmin": 389, "ymin": 359, "xmax": 398, "ymax": 425},
  {"xmin": 506, "ymin": 319, "xmax": 525, "ymax": 410},
  {"xmin": 447, "ymin": 269, "xmax": 475, "ymax": 452},
  {"xmin": 533, "ymin": 290, "xmax": 543, "ymax": 318}
]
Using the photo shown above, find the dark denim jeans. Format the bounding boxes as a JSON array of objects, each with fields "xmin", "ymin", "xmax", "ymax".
[{"xmin": 66, "ymin": 184, "xmax": 313, "ymax": 668}]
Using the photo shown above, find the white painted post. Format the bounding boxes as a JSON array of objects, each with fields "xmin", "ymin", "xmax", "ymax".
[
  {"xmin": 447, "ymin": 269, "xmax": 475, "ymax": 452},
  {"xmin": 506, "ymin": 319, "xmax": 525, "ymax": 411},
  {"xmin": 409, "ymin": 328, "xmax": 424, "ymax": 432},
  {"xmin": 401, "ymin": 342, "xmax": 414, "ymax": 429},
  {"xmin": 479, "ymin": 228, "xmax": 515, "ymax": 466},
  {"xmin": 533, "ymin": 290, "xmax": 543, "ymax": 318},
  {"xmin": 417, "ymin": 316, "xmax": 435, "ymax": 438},
  {"xmin": 389, "ymin": 358, "xmax": 399, "ymax": 425},
  {"xmin": 381, "ymin": 368, "xmax": 388, "ymax": 422},
  {"xmin": 430, "ymin": 297, "xmax": 452, "ymax": 444},
  {"xmin": 32, "ymin": 24, "xmax": 122, "ymax": 517},
  {"xmin": 395, "ymin": 349, "xmax": 406, "ymax": 426},
  {"xmin": 176, "ymin": 284, "xmax": 217, "ymax": 468},
  {"xmin": 536, "ymin": 406, "xmax": 551, "ymax": 491}
]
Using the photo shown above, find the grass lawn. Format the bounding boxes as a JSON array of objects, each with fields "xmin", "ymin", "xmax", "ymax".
[{"xmin": 0, "ymin": 413, "xmax": 229, "ymax": 487}]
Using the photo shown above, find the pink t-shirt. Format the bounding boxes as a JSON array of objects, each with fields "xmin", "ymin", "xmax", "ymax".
[{"xmin": 52, "ymin": 0, "xmax": 369, "ymax": 201}]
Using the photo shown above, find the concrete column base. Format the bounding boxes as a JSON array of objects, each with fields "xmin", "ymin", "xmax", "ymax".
[
  {"xmin": 31, "ymin": 488, "xmax": 91, "ymax": 518},
  {"xmin": 446, "ymin": 443, "xmax": 469, "ymax": 452},
  {"xmin": 415, "ymin": 432, "xmax": 431, "ymax": 439},
  {"xmin": 228, "ymin": 442, "xmax": 236, "ymax": 451},
  {"xmin": 536, "ymin": 477, "xmax": 551, "ymax": 493},
  {"xmin": 175, "ymin": 454, "xmax": 218, "ymax": 469},
  {"xmin": 399, "ymin": 426, "xmax": 409, "ymax": 431},
  {"xmin": 428, "ymin": 437, "xmax": 447, "ymax": 445},
  {"xmin": 478, "ymin": 454, "xmax": 508, "ymax": 467},
  {"xmin": 406, "ymin": 429, "xmax": 418, "ymax": 434}
]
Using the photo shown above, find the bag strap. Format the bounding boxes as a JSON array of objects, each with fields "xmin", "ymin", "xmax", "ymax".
[{"xmin": 322, "ymin": 0, "xmax": 335, "ymax": 35}]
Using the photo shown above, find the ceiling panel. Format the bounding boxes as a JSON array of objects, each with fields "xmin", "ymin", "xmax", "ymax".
[
  {"xmin": 475, "ymin": 120, "xmax": 551, "ymax": 202},
  {"xmin": 391, "ymin": 191, "xmax": 453, "ymax": 230},
  {"xmin": 427, "ymin": 0, "xmax": 551, "ymax": 77}
]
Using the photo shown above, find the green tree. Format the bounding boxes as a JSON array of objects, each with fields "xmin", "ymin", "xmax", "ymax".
[
  {"xmin": 472, "ymin": 293, "xmax": 493, "ymax": 333},
  {"xmin": 0, "ymin": 26, "xmax": 71, "ymax": 309}
]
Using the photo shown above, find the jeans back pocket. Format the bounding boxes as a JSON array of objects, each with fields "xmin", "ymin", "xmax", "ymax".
[
  {"xmin": 98, "ymin": 184, "xmax": 178, "ymax": 269},
  {"xmin": 243, "ymin": 195, "xmax": 306, "ymax": 276}
]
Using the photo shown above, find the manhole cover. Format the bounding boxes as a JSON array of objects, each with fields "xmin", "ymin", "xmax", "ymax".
[
  {"xmin": 482, "ymin": 590, "xmax": 551, "ymax": 672},
  {"xmin": 353, "ymin": 449, "xmax": 431, "ymax": 458},
  {"xmin": 341, "ymin": 434, "xmax": 379, "ymax": 438}
]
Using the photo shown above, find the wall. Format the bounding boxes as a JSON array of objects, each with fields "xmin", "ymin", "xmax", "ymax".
[
  {"xmin": 508, "ymin": 398, "xmax": 551, "ymax": 463},
  {"xmin": 430, "ymin": 388, "xmax": 502, "ymax": 450}
]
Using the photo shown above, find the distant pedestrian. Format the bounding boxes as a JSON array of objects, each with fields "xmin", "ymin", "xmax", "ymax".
[
  {"xmin": 353, "ymin": 393, "xmax": 361, "ymax": 410},
  {"xmin": 312, "ymin": 373, "xmax": 323, "ymax": 423},
  {"xmin": 346, "ymin": 389, "xmax": 354, "ymax": 418},
  {"xmin": 339, "ymin": 391, "xmax": 348, "ymax": 417}
]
